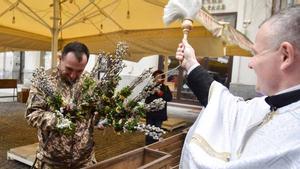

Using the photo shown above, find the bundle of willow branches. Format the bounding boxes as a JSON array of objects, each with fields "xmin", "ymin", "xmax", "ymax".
[{"xmin": 31, "ymin": 42, "xmax": 166, "ymax": 138}]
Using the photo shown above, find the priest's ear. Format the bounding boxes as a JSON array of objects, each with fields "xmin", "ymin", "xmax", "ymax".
[{"xmin": 279, "ymin": 42, "xmax": 295, "ymax": 70}]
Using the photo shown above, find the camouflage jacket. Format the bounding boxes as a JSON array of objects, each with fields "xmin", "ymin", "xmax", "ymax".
[{"xmin": 26, "ymin": 68, "xmax": 96, "ymax": 167}]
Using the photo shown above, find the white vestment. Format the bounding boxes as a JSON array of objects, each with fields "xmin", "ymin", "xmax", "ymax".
[{"xmin": 180, "ymin": 81, "xmax": 300, "ymax": 169}]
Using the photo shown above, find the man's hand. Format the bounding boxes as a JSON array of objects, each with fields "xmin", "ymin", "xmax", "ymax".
[
  {"xmin": 176, "ymin": 41, "xmax": 199, "ymax": 71},
  {"xmin": 92, "ymin": 112, "xmax": 105, "ymax": 130},
  {"xmin": 97, "ymin": 123, "xmax": 105, "ymax": 130},
  {"xmin": 96, "ymin": 117, "xmax": 107, "ymax": 130}
]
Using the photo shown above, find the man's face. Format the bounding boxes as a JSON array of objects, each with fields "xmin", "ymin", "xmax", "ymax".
[
  {"xmin": 58, "ymin": 52, "xmax": 88, "ymax": 85},
  {"xmin": 155, "ymin": 74, "xmax": 165, "ymax": 84},
  {"xmin": 248, "ymin": 23, "xmax": 281, "ymax": 95}
]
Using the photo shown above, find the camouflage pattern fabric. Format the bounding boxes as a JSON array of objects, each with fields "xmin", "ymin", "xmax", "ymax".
[{"xmin": 26, "ymin": 68, "xmax": 97, "ymax": 168}]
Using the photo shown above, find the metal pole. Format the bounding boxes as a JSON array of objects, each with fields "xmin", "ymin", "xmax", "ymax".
[
  {"xmin": 2, "ymin": 52, "xmax": 6, "ymax": 78},
  {"xmin": 40, "ymin": 51, "xmax": 45, "ymax": 67},
  {"xmin": 163, "ymin": 56, "xmax": 169, "ymax": 81},
  {"xmin": 51, "ymin": 0, "xmax": 60, "ymax": 68},
  {"xmin": 19, "ymin": 51, "xmax": 25, "ymax": 84}
]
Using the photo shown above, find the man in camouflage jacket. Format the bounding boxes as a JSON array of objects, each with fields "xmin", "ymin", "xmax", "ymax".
[{"xmin": 26, "ymin": 42, "xmax": 97, "ymax": 168}]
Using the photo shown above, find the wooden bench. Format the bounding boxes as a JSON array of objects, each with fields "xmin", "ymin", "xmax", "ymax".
[
  {"xmin": 140, "ymin": 117, "xmax": 186, "ymax": 132},
  {"xmin": 0, "ymin": 79, "xmax": 17, "ymax": 101},
  {"xmin": 7, "ymin": 132, "xmax": 187, "ymax": 168},
  {"xmin": 85, "ymin": 148, "xmax": 172, "ymax": 169}
]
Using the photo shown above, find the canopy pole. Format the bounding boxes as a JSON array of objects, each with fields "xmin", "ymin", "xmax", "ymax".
[
  {"xmin": 51, "ymin": 0, "xmax": 60, "ymax": 68},
  {"xmin": 164, "ymin": 56, "xmax": 169, "ymax": 81}
]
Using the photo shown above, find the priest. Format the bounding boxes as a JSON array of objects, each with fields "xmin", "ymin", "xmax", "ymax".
[{"xmin": 176, "ymin": 6, "xmax": 300, "ymax": 169}]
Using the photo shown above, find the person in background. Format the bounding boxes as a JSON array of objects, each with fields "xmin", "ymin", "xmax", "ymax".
[
  {"xmin": 145, "ymin": 70, "xmax": 172, "ymax": 145},
  {"xmin": 26, "ymin": 41, "xmax": 98, "ymax": 168},
  {"xmin": 175, "ymin": 6, "xmax": 300, "ymax": 168}
]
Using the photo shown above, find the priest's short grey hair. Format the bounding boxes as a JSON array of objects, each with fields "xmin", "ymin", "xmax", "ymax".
[{"xmin": 262, "ymin": 5, "xmax": 300, "ymax": 52}]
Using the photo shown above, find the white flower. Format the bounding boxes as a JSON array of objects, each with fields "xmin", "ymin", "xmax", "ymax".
[
  {"xmin": 98, "ymin": 118, "xmax": 107, "ymax": 126},
  {"xmin": 137, "ymin": 102, "xmax": 144, "ymax": 107},
  {"xmin": 135, "ymin": 123, "xmax": 166, "ymax": 139},
  {"xmin": 55, "ymin": 110, "xmax": 63, "ymax": 118},
  {"xmin": 56, "ymin": 117, "xmax": 72, "ymax": 129}
]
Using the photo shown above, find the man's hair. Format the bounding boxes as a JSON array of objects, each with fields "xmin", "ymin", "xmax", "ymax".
[
  {"xmin": 152, "ymin": 70, "xmax": 165, "ymax": 78},
  {"xmin": 264, "ymin": 6, "xmax": 300, "ymax": 51},
  {"xmin": 61, "ymin": 41, "xmax": 90, "ymax": 62}
]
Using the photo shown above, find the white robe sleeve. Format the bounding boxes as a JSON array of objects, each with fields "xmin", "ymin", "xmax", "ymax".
[{"xmin": 180, "ymin": 81, "xmax": 272, "ymax": 169}]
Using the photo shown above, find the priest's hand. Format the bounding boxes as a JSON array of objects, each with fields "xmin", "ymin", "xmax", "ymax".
[{"xmin": 176, "ymin": 41, "xmax": 199, "ymax": 71}]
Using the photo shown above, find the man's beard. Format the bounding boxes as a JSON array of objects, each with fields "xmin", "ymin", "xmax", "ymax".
[
  {"xmin": 61, "ymin": 75, "xmax": 77, "ymax": 86},
  {"xmin": 57, "ymin": 67, "xmax": 78, "ymax": 86}
]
